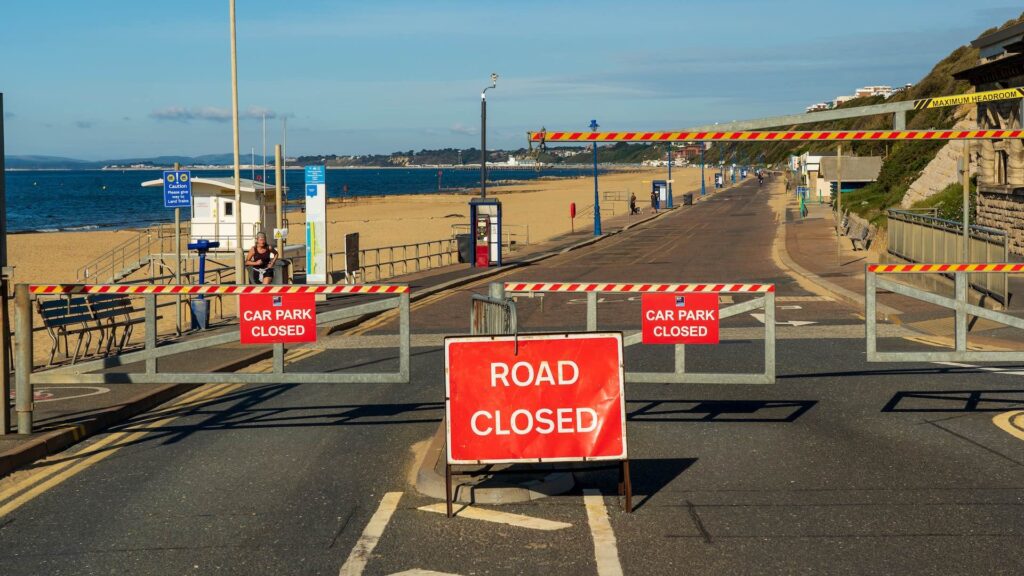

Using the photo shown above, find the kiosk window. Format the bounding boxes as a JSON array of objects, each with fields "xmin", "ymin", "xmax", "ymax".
[{"xmin": 224, "ymin": 201, "xmax": 234, "ymax": 217}]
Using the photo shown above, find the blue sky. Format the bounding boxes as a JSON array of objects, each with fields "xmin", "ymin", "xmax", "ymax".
[{"xmin": 0, "ymin": 1, "xmax": 1020, "ymax": 160}]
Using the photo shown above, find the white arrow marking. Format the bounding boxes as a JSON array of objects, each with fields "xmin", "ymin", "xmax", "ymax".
[
  {"xmin": 750, "ymin": 313, "xmax": 816, "ymax": 327},
  {"xmin": 417, "ymin": 503, "xmax": 571, "ymax": 531}
]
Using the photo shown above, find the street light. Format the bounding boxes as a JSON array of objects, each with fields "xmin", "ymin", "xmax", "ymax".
[
  {"xmin": 480, "ymin": 72, "xmax": 498, "ymax": 199},
  {"xmin": 590, "ymin": 119, "xmax": 602, "ymax": 236},
  {"xmin": 700, "ymin": 142, "xmax": 706, "ymax": 196},
  {"xmin": 229, "ymin": 0, "xmax": 244, "ymax": 283}
]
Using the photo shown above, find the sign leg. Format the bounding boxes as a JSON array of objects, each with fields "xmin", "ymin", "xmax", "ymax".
[
  {"xmin": 445, "ymin": 463, "xmax": 453, "ymax": 518},
  {"xmin": 622, "ymin": 460, "xmax": 633, "ymax": 513}
]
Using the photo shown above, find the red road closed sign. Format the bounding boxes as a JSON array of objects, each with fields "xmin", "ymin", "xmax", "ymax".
[
  {"xmin": 642, "ymin": 292, "xmax": 719, "ymax": 344},
  {"xmin": 239, "ymin": 293, "xmax": 317, "ymax": 344},
  {"xmin": 445, "ymin": 333, "xmax": 626, "ymax": 464}
]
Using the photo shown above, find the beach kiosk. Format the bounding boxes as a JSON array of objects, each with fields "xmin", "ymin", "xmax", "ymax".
[
  {"xmin": 468, "ymin": 197, "xmax": 502, "ymax": 268},
  {"xmin": 142, "ymin": 176, "xmax": 285, "ymax": 252},
  {"xmin": 652, "ymin": 180, "xmax": 669, "ymax": 209}
]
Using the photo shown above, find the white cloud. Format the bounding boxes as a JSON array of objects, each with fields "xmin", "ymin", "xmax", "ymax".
[{"xmin": 150, "ymin": 105, "xmax": 281, "ymax": 123}]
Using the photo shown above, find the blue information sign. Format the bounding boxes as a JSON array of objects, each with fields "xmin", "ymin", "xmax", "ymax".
[
  {"xmin": 304, "ymin": 165, "xmax": 326, "ymax": 185},
  {"xmin": 163, "ymin": 170, "xmax": 192, "ymax": 208}
]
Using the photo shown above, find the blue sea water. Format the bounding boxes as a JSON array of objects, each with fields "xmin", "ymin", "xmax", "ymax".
[{"xmin": 4, "ymin": 167, "xmax": 594, "ymax": 233}]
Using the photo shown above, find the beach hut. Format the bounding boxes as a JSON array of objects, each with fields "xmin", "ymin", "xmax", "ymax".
[{"xmin": 142, "ymin": 176, "xmax": 286, "ymax": 252}]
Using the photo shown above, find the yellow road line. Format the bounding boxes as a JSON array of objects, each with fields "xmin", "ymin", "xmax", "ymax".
[
  {"xmin": 993, "ymin": 410, "xmax": 1024, "ymax": 442},
  {"xmin": 0, "ymin": 383, "xmax": 243, "ymax": 517}
]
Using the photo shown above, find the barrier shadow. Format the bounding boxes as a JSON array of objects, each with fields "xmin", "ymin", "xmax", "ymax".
[
  {"xmin": 573, "ymin": 457, "xmax": 697, "ymax": 512},
  {"xmin": 882, "ymin": 389, "xmax": 1024, "ymax": 413},
  {"xmin": 627, "ymin": 399, "xmax": 815, "ymax": 423}
]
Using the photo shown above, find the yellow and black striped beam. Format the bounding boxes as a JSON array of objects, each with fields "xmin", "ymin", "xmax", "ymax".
[
  {"xmin": 528, "ymin": 129, "xmax": 1024, "ymax": 143},
  {"xmin": 913, "ymin": 88, "xmax": 1024, "ymax": 110}
]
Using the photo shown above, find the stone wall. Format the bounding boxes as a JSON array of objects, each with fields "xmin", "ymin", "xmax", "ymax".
[
  {"xmin": 899, "ymin": 112, "xmax": 975, "ymax": 208},
  {"xmin": 974, "ymin": 74, "xmax": 1024, "ymax": 255},
  {"xmin": 976, "ymin": 191, "xmax": 1024, "ymax": 254}
]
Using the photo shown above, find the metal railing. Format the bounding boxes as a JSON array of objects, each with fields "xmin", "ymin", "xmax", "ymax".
[
  {"xmin": 12, "ymin": 283, "xmax": 411, "ymax": 434},
  {"xmin": 329, "ymin": 238, "xmax": 457, "ymax": 283},
  {"xmin": 470, "ymin": 285, "xmax": 518, "ymax": 336},
  {"xmin": 866, "ymin": 263, "xmax": 1024, "ymax": 362},
  {"xmin": 450, "ymin": 223, "xmax": 531, "ymax": 251},
  {"xmin": 78, "ymin": 221, "xmax": 189, "ymax": 283},
  {"xmin": 500, "ymin": 281, "xmax": 776, "ymax": 384},
  {"xmin": 886, "ymin": 209, "xmax": 1010, "ymax": 304}
]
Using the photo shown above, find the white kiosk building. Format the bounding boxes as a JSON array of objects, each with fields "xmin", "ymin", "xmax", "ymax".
[{"xmin": 142, "ymin": 176, "xmax": 286, "ymax": 252}]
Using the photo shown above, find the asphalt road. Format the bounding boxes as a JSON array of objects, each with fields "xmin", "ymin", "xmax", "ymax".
[{"xmin": 1, "ymin": 180, "xmax": 1022, "ymax": 575}]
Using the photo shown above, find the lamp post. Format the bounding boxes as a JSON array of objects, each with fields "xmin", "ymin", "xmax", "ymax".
[
  {"xmin": 480, "ymin": 73, "xmax": 498, "ymax": 199},
  {"xmin": 700, "ymin": 142, "xmax": 706, "ymax": 196},
  {"xmin": 666, "ymin": 144, "xmax": 673, "ymax": 208},
  {"xmin": 590, "ymin": 119, "xmax": 602, "ymax": 236},
  {"xmin": 229, "ymin": 0, "xmax": 244, "ymax": 283}
]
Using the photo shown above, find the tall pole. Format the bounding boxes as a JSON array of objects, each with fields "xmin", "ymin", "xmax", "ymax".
[
  {"xmin": 480, "ymin": 73, "xmax": 497, "ymax": 199},
  {"xmin": 282, "ymin": 117, "xmax": 288, "ymax": 198},
  {"xmin": 666, "ymin": 144, "xmax": 673, "ymax": 208},
  {"xmin": 590, "ymin": 119, "xmax": 601, "ymax": 236},
  {"xmin": 700, "ymin": 143, "xmax": 706, "ymax": 196},
  {"xmin": 229, "ymin": 0, "xmax": 244, "ymax": 283},
  {"xmin": 274, "ymin": 144, "xmax": 283, "ymax": 242},
  {"xmin": 262, "ymin": 113, "xmax": 267, "ymax": 190},
  {"xmin": 480, "ymin": 92, "xmax": 486, "ymax": 198},
  {"xmin": 836, "ymin": 144, "xmax": 843, "ymax": 265},
  {"xmin": 0, "ymin": 92, "xmax": 10, "ymax": 434},
  {"xmin": 962, "ymin": 140, "xmax": 970, "ymax": 261},
  {"xmin": 173, "ymin": 162, "xmax": 182, "ymax": 335}
]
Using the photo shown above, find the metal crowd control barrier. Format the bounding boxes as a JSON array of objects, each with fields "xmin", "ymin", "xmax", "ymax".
[
  {"xmin": 470, "ymin": 293, "xmax": 518, "ymax": 336},
  {"xmin": 500, "ymin": 281, "xmax": 776, "ymax": 384},
  {"xmin": 14, "ymin": 283, "xmax": 411, "ymax": 433},
  {"xmin": 886, "ymin": 209, "xmax": 1010, "ymax": 304},
  {"xmin": 866, "ymin": 263, "xmax": 1024, "ymax": 362}
]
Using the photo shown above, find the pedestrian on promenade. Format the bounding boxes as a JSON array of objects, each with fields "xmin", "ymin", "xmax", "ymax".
[
  {"xmin": 651, "ymin": 189, "xmax": 660, "ymax": 214},
  {"xmin": 246, "ymin": 232, "xmax": 278, "ymax": 284},
  {"xmin": 630, "ymin": 192, "xmax": 640, "ymax": 215}
]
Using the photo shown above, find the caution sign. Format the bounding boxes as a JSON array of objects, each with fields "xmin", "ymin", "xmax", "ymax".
[
  {"xmin": 445, "ymin": 333, "xmax": 626, "ymax": 464},
  {"xmin": 914, "ymin": 88, "xmax": 1024, "ymax": 110},
  {"xmin": 641, "ymin": 293, "xmax": 719, "ymax": 344},
  {"xmin": 239, "ymin": 293, "xmax": 317, "ymax": 344}
]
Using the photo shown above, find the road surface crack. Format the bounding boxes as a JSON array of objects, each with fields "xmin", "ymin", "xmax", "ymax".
[{"xmin": 686, "ymin": 500, "xmax": 713, "ymax": 544}]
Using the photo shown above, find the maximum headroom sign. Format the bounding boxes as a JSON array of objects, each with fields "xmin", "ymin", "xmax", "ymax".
[{"xmin": 445, "ymin": 333, "xmax": 626, "ymax": 464}]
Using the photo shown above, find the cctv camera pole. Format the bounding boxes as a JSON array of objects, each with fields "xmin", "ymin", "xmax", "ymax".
[{"xmin": 480, "ymin": 74, "xmax": 497, "ymax": 199}]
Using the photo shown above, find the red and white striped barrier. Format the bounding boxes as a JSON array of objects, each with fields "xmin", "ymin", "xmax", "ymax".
[
  {"xmin": 504, "ymin": 282, "xmax": 774, "ymax": 293},
  {"xmin": 29, "ymin": 284, "xmax": 409, "ymax": 295},
  {"xmin": 868, "ymin": 263, "xmax": 1024, "ymax": 274}
]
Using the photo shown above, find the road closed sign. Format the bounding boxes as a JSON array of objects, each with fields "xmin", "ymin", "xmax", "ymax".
[
  {"xmin": 239, "ymin": 293, "xmax": 317, "ymax": 344},
  {"xmin": 642, "ymin": 292, "xmax": 719, "ymax": 344},
  {"xmin": 445, "ymin": 333, "xmax": 626, "ymax": 464}
]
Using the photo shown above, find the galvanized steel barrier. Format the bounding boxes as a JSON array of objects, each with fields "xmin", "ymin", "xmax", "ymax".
[
  {"xmin": 866, "ymin": 263, "xmax": 1024, "ymax": 362},
  {"xmin": 14, "ymin": 283, "xmax": 411, "ymax": 433},
  {"xmin": 500, "ymin": 281, "xmax": 776, "ymax": 384},
  {"xmin": 886, "ymin": 209, "xmax": 1010, "ymax": 304}
]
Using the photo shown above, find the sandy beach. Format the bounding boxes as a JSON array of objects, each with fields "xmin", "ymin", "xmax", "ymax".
[{"xmin": 10, "ymin": 166, "xmax": 714, "ymax": 365}]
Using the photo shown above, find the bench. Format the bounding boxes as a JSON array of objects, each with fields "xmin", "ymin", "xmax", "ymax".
[
  {"xmin": 37, "ymin": 294, "xmax": 151, "ymax": 366},
  {"xmin": 849, "ymin": 224, "xmax": 875, "ymax": 251}
]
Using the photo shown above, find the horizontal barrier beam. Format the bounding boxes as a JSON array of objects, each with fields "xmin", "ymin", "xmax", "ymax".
[
  {"xmin": 504, "ymin": 282, "xmax": 774, "ymax": 293},
  {"xmin": 29, "ymin": 283, "xmax": 409, "ymax": 295},
  {"xmin": 528, "ymin": 130, "xmax": 1024, "ymax": 143},
  {"xmin": 868, "ymin": 263, "xmax": 1024, "ymax": 274}
]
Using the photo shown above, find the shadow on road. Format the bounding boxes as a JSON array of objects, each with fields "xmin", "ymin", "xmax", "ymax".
[
  {"xmin": 882, "ymin": 389, "xmax": 1024, "ymax": 413},
  {"xmin": 627, "ymin": 399, "xmax": 815, "ymax": 423}
]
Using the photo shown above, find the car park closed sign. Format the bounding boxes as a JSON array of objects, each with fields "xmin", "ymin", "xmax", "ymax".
[
  {"xmin": 239, "ymin": 293, "xmax": 317, "ymax": 344},
  {"xmin": 642, "ymin": 292, "xmax": 719, "ymax": 344},
  {"xmin": 445, "ymin": 333, "xmax": 626, "ymax": 464}
]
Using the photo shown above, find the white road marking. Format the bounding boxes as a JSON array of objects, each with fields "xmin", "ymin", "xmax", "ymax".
[
  {"xmin": 417, "ymin": 503, "xmax": 572, "ymax": 531},
  {"xmin": 583, "ymin": 490, "xmax": 624, "ymax": 576},
  {"xmin": 750, "ymin": 313, "xmax": 816, "ymax": 327},
  {"xmin": 779, "ymin": 305, "xmax": 803, "ymax": 310},
  {"xmin": 388, "ymin": 571, "xmax": 462, "ymax": 576},
  {"xmin": 339, "ymin": 492, "xmax": 403, "ymax": 576},
  {"xmin": 934, "ymin": 361, "xmax": 1024, "ymax": 376},
  {"xmin": 387, "ymin": 565, "xmax": 460, "ymax": 569}
]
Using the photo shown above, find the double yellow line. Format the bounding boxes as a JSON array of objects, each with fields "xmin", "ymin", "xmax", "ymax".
[{"xmin": 0, "ymin": 383, "xmax": 242, "ymax": 518}]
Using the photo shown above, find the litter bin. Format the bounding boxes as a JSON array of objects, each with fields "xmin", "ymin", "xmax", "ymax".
[
  {"xmin": 189, "ymin": 298, "xmax": 210, "ymax": 331},
  {"xmin": 683, "ymin": 193, "xmax": 693, "ymax": 206},
  {"xmin": 456, "ymin": 234, "xmax": 472, "ymax": 264},
  {"xmin": 272, "ymin": 259, "xmax": 291, "ymax": 284}
]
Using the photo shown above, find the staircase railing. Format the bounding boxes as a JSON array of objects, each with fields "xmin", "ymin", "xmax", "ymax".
[{"xmin": 77, "ymin": 222, "xmax": 189, "ymax": 283}]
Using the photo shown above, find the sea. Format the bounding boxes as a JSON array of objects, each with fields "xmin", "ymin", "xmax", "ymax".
[{"xmin": 4, "ymin": 166, "xmax": 595, "ymax": 233}]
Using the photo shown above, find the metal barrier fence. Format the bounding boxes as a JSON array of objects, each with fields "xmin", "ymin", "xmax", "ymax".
[
  {"xmin": 14, "ymin": 283, "xmax": 411, "ymax": 434},
  {"xmin": 329, "ymin": 239, "xmax": 457, "ymax": 283},
  {"xmin": 886, "ymin": 209, "xmax": 1010, "ymax": 304},
  {"xmin": 500, "ymin": 281, "xmax": 776, "ymax": 384},
  {"xmin": 866, "ymin": 263, "xmax": 1024, "ymax": 363},
  {"xmin": 470, "ymin": 284, "xmax": 518, "ymax": 336}
]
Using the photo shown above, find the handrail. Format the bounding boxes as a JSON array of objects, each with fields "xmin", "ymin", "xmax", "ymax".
[{"xmin": 886, "ymin": 209, "xmax": 1006, "ymax": 237}]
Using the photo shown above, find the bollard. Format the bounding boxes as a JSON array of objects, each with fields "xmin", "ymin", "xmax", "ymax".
[
  {"xmin": 145, "ymin": 294, "xmax": 157, "ymax": 374},
  {"xmin": 14, "ymin": 284, "xmax": 33, "ymax": 434}
]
